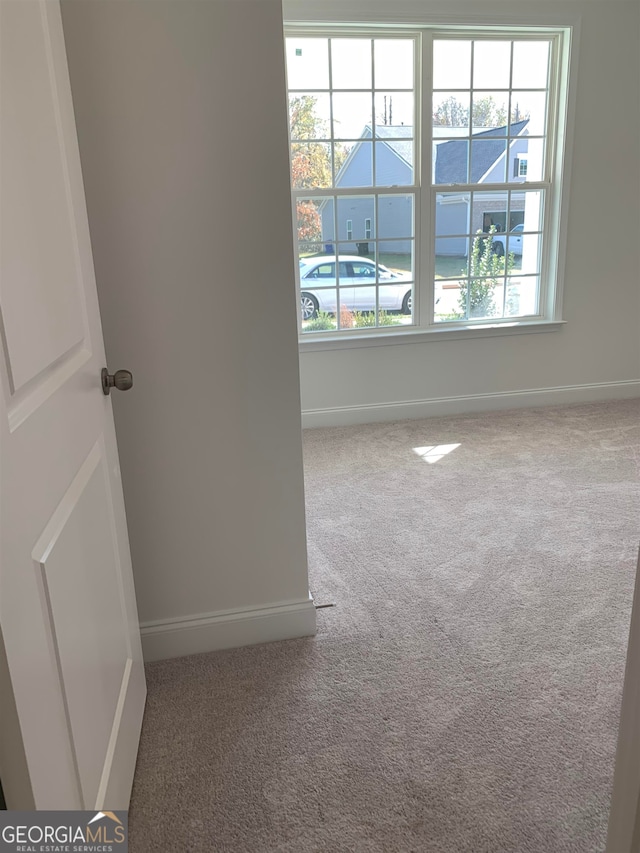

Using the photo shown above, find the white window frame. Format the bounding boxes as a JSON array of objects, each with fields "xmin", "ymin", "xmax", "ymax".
[{"xmin": 285, "ymin": 22, "xmax": 576, "ymax": 350}]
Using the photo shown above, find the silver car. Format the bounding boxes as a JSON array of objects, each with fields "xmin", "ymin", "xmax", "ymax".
[{"xmin": 299, "ymin": 255, "xmax": 412, "ymax": 320}]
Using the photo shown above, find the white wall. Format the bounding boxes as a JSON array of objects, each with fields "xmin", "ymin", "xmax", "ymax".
[
  {"xmin": 285, "ymin": 0, "xmax": 640, "ymax": 426},
  {"xmin": 61, "ymin": 0, "xmax": 315, "ymax": 660}
]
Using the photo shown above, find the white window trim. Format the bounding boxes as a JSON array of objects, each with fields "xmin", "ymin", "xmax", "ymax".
[{"xmin": 285, "ymin": 14, "xmax": 581, "ymax": 350}]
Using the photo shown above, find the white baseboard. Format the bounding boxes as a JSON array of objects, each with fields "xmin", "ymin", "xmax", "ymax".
[
  {"xmin": 301, "ymin": 380, "xmax": 640, "ymax": 429},
  {"xmin": 140, "ymin": 596, "xmax": 317, "ymax": 662}
]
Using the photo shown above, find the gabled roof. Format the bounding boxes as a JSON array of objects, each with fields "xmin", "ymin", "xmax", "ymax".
[
  {"xmin": 364, "ymin": 125, "xmax": 413, "ymax": 168},
  {"xmin": 435, "ymin": 119, "xmax": 529, "ymax": 183},
  {"xmin": 339, "ymin": 119, "xmax": 530, "ymax": 184}
]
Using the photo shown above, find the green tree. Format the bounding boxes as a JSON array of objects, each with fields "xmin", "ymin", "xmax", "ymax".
[
  {"xmin": 471, "ymin": 96, "xmax": 507, "ymax": 128},
  {"xmin": 433, "ymin": 95, "xmax": 528, "ymax": 128},
  {"xmin": 433, "ymin": 96, "xmax": 470, "ymax": 127},
  {"xmin": 458, "ymin": 227, "xmax": 514, "ymax": 319}
]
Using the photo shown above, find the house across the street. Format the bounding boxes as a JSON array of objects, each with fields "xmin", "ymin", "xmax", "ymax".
[{"xmin": 321, "ymin": 119, "xmax": 530, "ymax": 258}]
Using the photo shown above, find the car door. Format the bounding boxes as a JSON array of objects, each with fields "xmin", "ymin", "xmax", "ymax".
[
  {"xmin": 301, "ymin": 260, "xmax": 338, "ymax": 314},
  {"xmin": 336, "ymin": 260, "xmax": 356, "ymax": 313},
  {"xmin": 509, "ymin": 224, "xmax": 524, "ymax": 255},
  {"xmin": 347, "ymin": 260, "xmax": 377, "ymax": 311},
  {"xmin": 0, "ymin": 0, "xmax": 146, "ymax": 810}
]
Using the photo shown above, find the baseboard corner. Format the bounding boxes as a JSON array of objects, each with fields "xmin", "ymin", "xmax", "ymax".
[{"xmin": 140, "ymin": 595, "xmax": 317, "ymax": 662}]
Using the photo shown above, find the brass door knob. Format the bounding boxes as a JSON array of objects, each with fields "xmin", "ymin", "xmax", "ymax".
[{"xmin": 102, "ymin": 368, "xmax": 133, "ymax": 395}]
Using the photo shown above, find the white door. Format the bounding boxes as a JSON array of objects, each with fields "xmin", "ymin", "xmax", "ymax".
[
  {"xmin": 606, "ymin": 547, "xmax": 640, "ymax": 852},
  {"xmin": 0, "ymin": 0, "xmax": 146, "ymax": 810}
]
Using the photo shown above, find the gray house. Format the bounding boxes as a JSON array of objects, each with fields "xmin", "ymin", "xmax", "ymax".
[{"xmin": 321, "ymin": 120, "xmax": 530, "ymax": 258}]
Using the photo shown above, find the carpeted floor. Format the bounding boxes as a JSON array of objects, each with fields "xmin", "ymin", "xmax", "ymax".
[{"xmin": 129, "ymin": 399, "xmax": 640, "ymax": 852}]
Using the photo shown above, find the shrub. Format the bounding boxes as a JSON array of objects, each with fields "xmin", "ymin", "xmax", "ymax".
[
  {"xmin": 304, "ymin": 311, "xmax": 336, "ymax": 331},
  {"xmin": 458, "ymin": 227, "xmax": 514, "ymax": 319},
  {"xmin": 339, "ymin": 304, "xmax": 354, "ymax": 329},
  {"xmin": 352, "ymin": 310, "xmax": 401, "ymax": 327}
]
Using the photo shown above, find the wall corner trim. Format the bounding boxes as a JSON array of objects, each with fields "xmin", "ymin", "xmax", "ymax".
[
  {"xmin": 301, "ymin": 380, "xmax": 640, "ymax": 429},
  {"xmin": 140, "ymin": 596, "xmax": 317, "ymax": 662}
]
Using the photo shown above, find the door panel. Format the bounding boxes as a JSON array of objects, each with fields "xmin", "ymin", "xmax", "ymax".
[
  {"xmin": 1, "ymin": 0, "xmax": 86, "ymax": 392},
  {"xmin": 33, "ymin": 440, "xmax": 131, "ymax": 808},
  {"xmin": 0, "ymin": 0, "xmax": 146, "ymax": 810}
]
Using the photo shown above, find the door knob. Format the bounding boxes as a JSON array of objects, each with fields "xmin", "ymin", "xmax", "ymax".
[{"xmin": 102, "ymin": 368, "xmax": 133, "ymax": 395}]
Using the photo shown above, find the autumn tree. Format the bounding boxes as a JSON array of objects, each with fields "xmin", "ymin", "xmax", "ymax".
[{"xmin": 289, "ymin": 95, "xmax": 347, "ymax": 249}]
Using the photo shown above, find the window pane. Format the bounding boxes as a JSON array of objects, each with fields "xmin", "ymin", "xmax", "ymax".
[
  {"xmin": 331, "ymin": 39, "xmax": 372, "ymax": 89},
  {"xmin": 517, "ymin": 232, "xmax": 542, "ymax": 275},
  {"xmin": 511, "ymin": 91, "xmax": 547, "ymax": 136},
  {"xmin": 471, "ymin": 138, "xmax": 506, "ymax": 182},
  {"xmin": 299, "ymin": 250, "xmax": 338, "ymax": 331},
  {"xmin": 459, "ymin": 277, "xmax": 505, "ymax": 320},
  {"xmin": 337, "ymin": 196, "xmax": 375, "ymax": 242},
  {"xmin": 374, "ymin": 92, "xmax": 414, "ymax": 130},
  {"xmin": 301, "ymin": 309, "xmax": 337, "ymax": 333},
  {"xmin": 434, "ymin": 139, "xmax": 469, "ymax": 184},
  {"xmin": 512, "ymin": 41, "xmax": 550, "ymax": 89},
  {"xmin": 470, "ymin": 191, "xmax": 510, "ymax": 237},
  {"xmin": 377, "ymin": 194, "xmax": 414, "ymax": 239},
  {"xmin": 516, "ymin": 188, "xmax": 544, "ymax": 234},
  {"xmin": 509, "ymin": 138, "xmax": 544, "ymax": 183},
  {"xmin": 296, "ymin": 198, "xmax": 329, "ymax": 252},
  {"xmin": 332, "ymin": 92, "xmax": 372, "ymax": 140},
  {"xmin": 473, "ymin": 41, "xmax": 511, "ymax": 89},
  {"xmin": 377, "ymin": 242, "xmax": 415, "ymax": 323},
  {"xmin": 471, "ymin": 92, "xmax": 510, "ymax": 130},
  {"xmin": 286, "ymin": 38, "xmax": 329, "ymax": 90},
  {"xmin": 290, "ymin": 143, "xmax": 332, "ymax": 189},
  {"xmin": 435, "ymin": 193, "xmax": 471, "ymax": 237},
  {"xmin": 433, "ymin": 40, "xmax": 471, "ymax": 89},
  {"xmin": 335, "ymin": 141, "xmax": 372, "ymax": 186},
  {"xmin": 289, "ymin": 94, "xmax": 330, "ymax": 140},
  {"xmin": 374, "ymin": 39, "xmax": 414, "ymax": 89},
  {"xmin": 377, "ymin": 240, "xmax": 414, "ymax": 276},
  {"xmin": 379, "ymin": 283, "xmax": 413, "ymax": 322},
  {"xmin": 375, "ymin": 139, "xmax": 414, "ymax": 185},
  {"xmin": 433, "ymin": 92, "xmax": 471, "ymax": 131},
  {"xmin": 435, "ymin": 244, "xmax": 468, "ymax": 278},
  {"xmin": 504, "ymin": 275, "xmax": 539, "ymax": 316}
]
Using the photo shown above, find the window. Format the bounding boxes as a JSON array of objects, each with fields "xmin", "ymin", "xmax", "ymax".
[{"xmin": 285, "ymin": 29, "xmax": 569, "ymax": 337}]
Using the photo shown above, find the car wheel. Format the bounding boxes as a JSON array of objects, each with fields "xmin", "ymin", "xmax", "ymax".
[
  {"xmin": 492, "ymin": 242, "xmax": 504, "ymax": 257},
  {"xmin": 301, "ymin": 293, "xmax": 319, "ymax": 321},
  {"xmin": 402, "ymin": 291, "xmax": 412, "ymax": 315}
]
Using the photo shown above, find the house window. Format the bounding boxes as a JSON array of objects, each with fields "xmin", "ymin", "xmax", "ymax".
[{"xmin": 286, "ymin": 29, "xmax": 569, "ymax": 336}]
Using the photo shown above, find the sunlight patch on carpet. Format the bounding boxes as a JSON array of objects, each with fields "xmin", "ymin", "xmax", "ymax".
[{"xmin": 413, "ymin": 443, "xmax": 461, "ymax": 463}]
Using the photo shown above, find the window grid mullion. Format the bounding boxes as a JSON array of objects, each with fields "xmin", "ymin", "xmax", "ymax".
[
  {"xmin": 286, "ymin": 27, "xmax": 564, "ymax": 337},
  {"xmin": 419, "ymin": 30, "xmax": 432, "ymax": 327}
]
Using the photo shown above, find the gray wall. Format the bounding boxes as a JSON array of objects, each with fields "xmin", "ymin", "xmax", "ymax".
[{"xmin": 61, "ymin": 0, "xmax": 311, "ymax": 631}]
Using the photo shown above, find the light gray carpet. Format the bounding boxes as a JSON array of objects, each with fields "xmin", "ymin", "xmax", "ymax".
[{"xmin": 129, "ymin": 399, "xmax": 640, "ymax": 852}]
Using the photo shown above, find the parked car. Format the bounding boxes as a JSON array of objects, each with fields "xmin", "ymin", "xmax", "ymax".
[
  {"xmin": 299, "ymin": 255, "xmax": 412, "ymax": 320},
  {"xmin": 489, "ymin": 223, "xmax": 524, "ymax": 257}
]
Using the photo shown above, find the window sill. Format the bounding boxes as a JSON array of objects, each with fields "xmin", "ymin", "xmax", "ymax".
[{"xmin": 298, "ymin": 319, "xmax": 567, "ymax": 352}]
